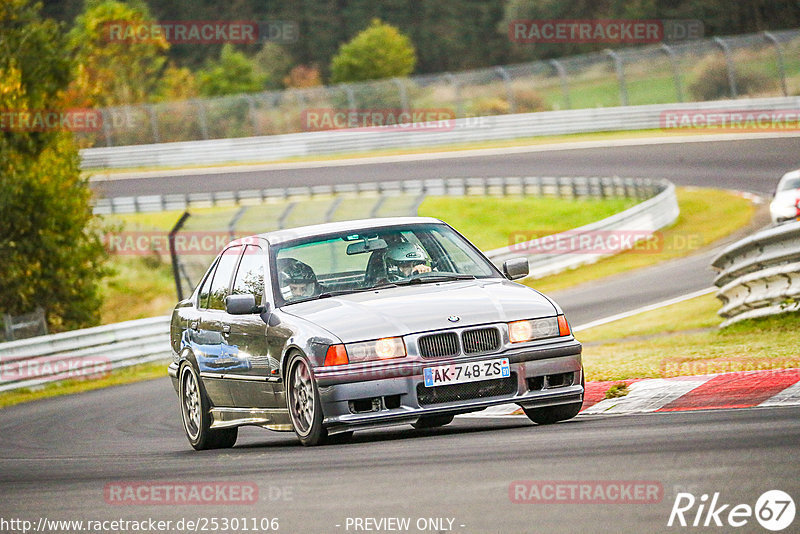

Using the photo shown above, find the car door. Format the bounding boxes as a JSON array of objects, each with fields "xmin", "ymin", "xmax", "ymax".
[
  {"xmin": 224, "ymin": 243, "xmax": 284, "ymax": 408},
  {"xmin": 193, "ymin": 244, "xmax": 244, "ymax": 407}
]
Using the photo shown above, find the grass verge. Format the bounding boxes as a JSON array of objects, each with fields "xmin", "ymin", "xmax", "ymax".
[
  {"xmin": 578, "ymin": 293, "xmax": 800, "ymax": 382},
  {"xmin": 0, "ymin": 360, "xmax": 170, "ymax": 409},
  {"xmin": 418, "ymin": 196, "xmax": 638, "ymax": 251},
  {"xmin": 524, "ymin": 188, "xmax": 755, "ymax": 294}
]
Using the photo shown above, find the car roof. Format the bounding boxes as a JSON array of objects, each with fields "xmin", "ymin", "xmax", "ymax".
[{"xmin": 254, "ymin": 217, "xmax": 446, "ymax": 245}]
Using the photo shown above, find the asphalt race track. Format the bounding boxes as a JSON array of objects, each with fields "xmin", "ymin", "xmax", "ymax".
[
  {"xmin": 2, "ymin": 136, "xmax": 799, "ymax": 533},
  {"xmin": 1, "ymin": 380, "xmax": 798, "ymax": 533},
  {"xmin": 90, "ymin": 136, "xmax": 800, "ymax": 197}
]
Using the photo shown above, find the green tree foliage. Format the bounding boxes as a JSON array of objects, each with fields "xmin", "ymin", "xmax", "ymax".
[
  {"xmin": 35, "ymin": 0, "xmax": 800, "ymax": 82},
  {"xmin": 1, "ymin": 0, "xmax": 108, "ymax": 332},
  {"xmin": 197, "ymin": 43, "xmax": 267, "ymax": 97},
  {"xmin": 330, "ymin": 19, "xmax": 416, "ymax": 83},
  {"xmin": 66, "ymin": 0, "xmax": 169, "ymax": 107},
  {"xmin": 253, "ymin": 43, "xmax": 293, "ymax": 90}
]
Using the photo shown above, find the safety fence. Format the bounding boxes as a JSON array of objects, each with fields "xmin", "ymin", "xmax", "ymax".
[{"xmin": 76, "ymin": 29, "xmax": 800, "ymax": 150}]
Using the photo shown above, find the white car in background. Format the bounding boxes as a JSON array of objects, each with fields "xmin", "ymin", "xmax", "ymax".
[{"xmin": 770, "ymin": 170, "xmax": 800, "ymax": 224}]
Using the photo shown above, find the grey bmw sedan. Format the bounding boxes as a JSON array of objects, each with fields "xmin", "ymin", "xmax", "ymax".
[{"xmin": 168, "ymin": 217, "xmax": 584, "ymax": 448}]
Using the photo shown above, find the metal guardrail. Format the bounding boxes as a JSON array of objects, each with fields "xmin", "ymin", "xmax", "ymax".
[
  {"xmin": 485, "ymin": 179, "xmax": 679, "ymax": 278},
  {"xmin": 0, "ymin": 316, "xmax": 170, "ymax": 393},
  {"xmin": 81, "ymin": 96, "xmax": 800, "ymax": 170},
  {"xmin": 95, "ymin": 175, "xmax": 656, "ymax": 215},
  {"xmin": 712, "ymin": 220, "xmax": 800, "ymax": 326}
]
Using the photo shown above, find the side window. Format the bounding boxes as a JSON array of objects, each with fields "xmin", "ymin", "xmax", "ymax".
[
  {"xmin": 232, "ymin": 245, "xmax": 265, "ymax": 304},
  {"xmin": 206, "ymin": 246, "xmax": 243, "ymax": 310},
  {"xmin": 197, "ymin": 258, "xmax": 219, "ymax": 309}
]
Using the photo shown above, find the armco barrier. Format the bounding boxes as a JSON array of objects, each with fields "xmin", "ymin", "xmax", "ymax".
[
  {"xmin": 485, "ymin": 179, "xmax": 679, "ymax": 278},
  {"xmin": 94, "ymin": 175, "xmax": 658, "ymax": 215},
  {"xmin": 0, "ymin": 316, "xmax": 170, "ymax": 393},
  {"xmin": 712, "ymin": 220, "xmax": 800, "ymax": 326},
  {"xmin": 81, "ymin": 96, "xmax": 800, "ymax": 170}
]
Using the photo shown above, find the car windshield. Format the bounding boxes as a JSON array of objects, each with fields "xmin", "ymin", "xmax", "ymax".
[
  {"xmin": 270, "ymin": 223, "xmax": 500, "ymax": 305},
  {"xmin": 778, "ymin": 177, "xmax": 800, "ymax": 192}
]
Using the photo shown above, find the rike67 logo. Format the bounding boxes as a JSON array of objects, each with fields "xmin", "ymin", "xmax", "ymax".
[{"xmin": 668, "ymin": 490, "xmax": 795, "ymax": 531}]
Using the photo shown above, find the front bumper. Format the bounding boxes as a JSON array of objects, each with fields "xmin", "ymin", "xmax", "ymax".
[{"xmin": 315, "ymin": 338, "xmax": 583, "ymax": 432}]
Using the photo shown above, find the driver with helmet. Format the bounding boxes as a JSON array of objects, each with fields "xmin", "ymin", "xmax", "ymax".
[
  {"xmin": 278, "ymin": 259, "xmax": 320, "ymax": 299},
  {"xmin": 384, "ymin": 242, "xmax": 432, "ymax": 281}
]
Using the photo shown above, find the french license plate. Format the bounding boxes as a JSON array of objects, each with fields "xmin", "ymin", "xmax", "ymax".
[{"xmin": 423, "ymin": 358, "xmax": 510, "ymax": 387}]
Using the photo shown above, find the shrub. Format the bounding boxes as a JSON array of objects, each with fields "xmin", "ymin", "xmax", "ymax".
[{"xmin": 688, "ymin": 54, "xmax": 776, "ymax": 101}]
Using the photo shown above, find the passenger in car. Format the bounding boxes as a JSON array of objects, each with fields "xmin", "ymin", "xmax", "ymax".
[{"xmin": 278, "ymin": 259, "xmax": 320, "ymax": 299}]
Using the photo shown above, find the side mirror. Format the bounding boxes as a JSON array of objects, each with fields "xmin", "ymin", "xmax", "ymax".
[
  {"xmin": 225, "ymin": 294, "xmax": 262, "ymax": 315},
  {"xmin": 503, "ymin": 258, "xmax": 529, "ymax": 280}
]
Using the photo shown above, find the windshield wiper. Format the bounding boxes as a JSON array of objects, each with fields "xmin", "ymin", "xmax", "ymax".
[
  {"xmin": 317, "ymin": 283, "xmax": 398, "ymax": 299},
  {"xmin": 394, "ymin": 274, "xmax": 476, "ymax": 285}
]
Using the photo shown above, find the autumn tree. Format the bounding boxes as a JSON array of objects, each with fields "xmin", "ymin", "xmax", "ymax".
[
  {"xmin": 66, "ymin": 0, "xmax": 169, "ymax": 107},
  {"xmin": 330, "ymin": 19, "xmax": 416, "ymax": 83},
  {"xmin": 0, "ymin": 0, "xmax": 108, "ymax": 332}
]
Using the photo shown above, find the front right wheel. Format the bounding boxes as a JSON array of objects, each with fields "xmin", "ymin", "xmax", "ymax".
[
  {"xmin": 286, "ymin": 353, "xmax": 329, "ymax": 446},
  {"xmin": 522, "ymin": 375, "xmax": 585, "ymax": 425},
  {"xmin": 522, "ymin": 402, "xmax": 583, "ymax": 425},
  {"xmin": 412, "ymin": 414, "xmax": 454, "ymax": 429}
]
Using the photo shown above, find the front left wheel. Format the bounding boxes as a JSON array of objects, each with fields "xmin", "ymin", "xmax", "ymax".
[{"xmin": 179, "ymin": 363, "xmax": 238, "ymax": 450}]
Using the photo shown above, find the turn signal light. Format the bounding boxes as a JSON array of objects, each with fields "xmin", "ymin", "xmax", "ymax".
[
  {"xmin": 324, "ymin": 344, "xmax": 349, "ymax": 366},
  {"xmin": 557, "ymin": 315, "xmax": 571, "ymax": 336}
]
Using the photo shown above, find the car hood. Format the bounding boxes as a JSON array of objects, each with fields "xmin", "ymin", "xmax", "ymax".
[{"xmin": 281, "ymin": 279, "xmax": 558, "ymax": 343}]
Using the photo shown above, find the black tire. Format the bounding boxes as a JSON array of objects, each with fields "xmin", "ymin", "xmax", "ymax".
[
  {"xmin": 523, "ymin": 375, "xmax": 585, "ymax": 425},
  {"xmin": 412, "ymin": 414, "xmax": 455, "ymax": 429},
  {"xmin": 286, "ymin": 353, "xmax": 329, "ymax": 446},
  {"xmin": 522, "ymin": 402, "xmax": 582, "ymax": 425},
  {"xmin": 179, "ymin": 363, "xmax": 238, "ymax": 450}
]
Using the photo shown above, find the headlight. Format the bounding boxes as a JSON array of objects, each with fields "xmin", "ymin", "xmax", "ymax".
[
  {"xmin": 348, "ymin": 337, "xmax": 406, "ymax": 362},
  {"xmin": 323, "ymin": 337, "xmax": 407, "ymax": 366},
  {"xmin": 508, "ymin": 316, "xmax": 570, "ymax": 343}
]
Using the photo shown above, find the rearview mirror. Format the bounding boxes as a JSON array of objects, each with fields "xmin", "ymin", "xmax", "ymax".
[
  {"xmin": 225, "ymin": 294, "xmax": 262, "ymax": 315},
  {"xmin": 503, "ymin": 258, "xmax": 529, "ymax": 280},
  {"xmin": 346, "ymin": 238, "xmax": 387, "ymax": 255}
]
